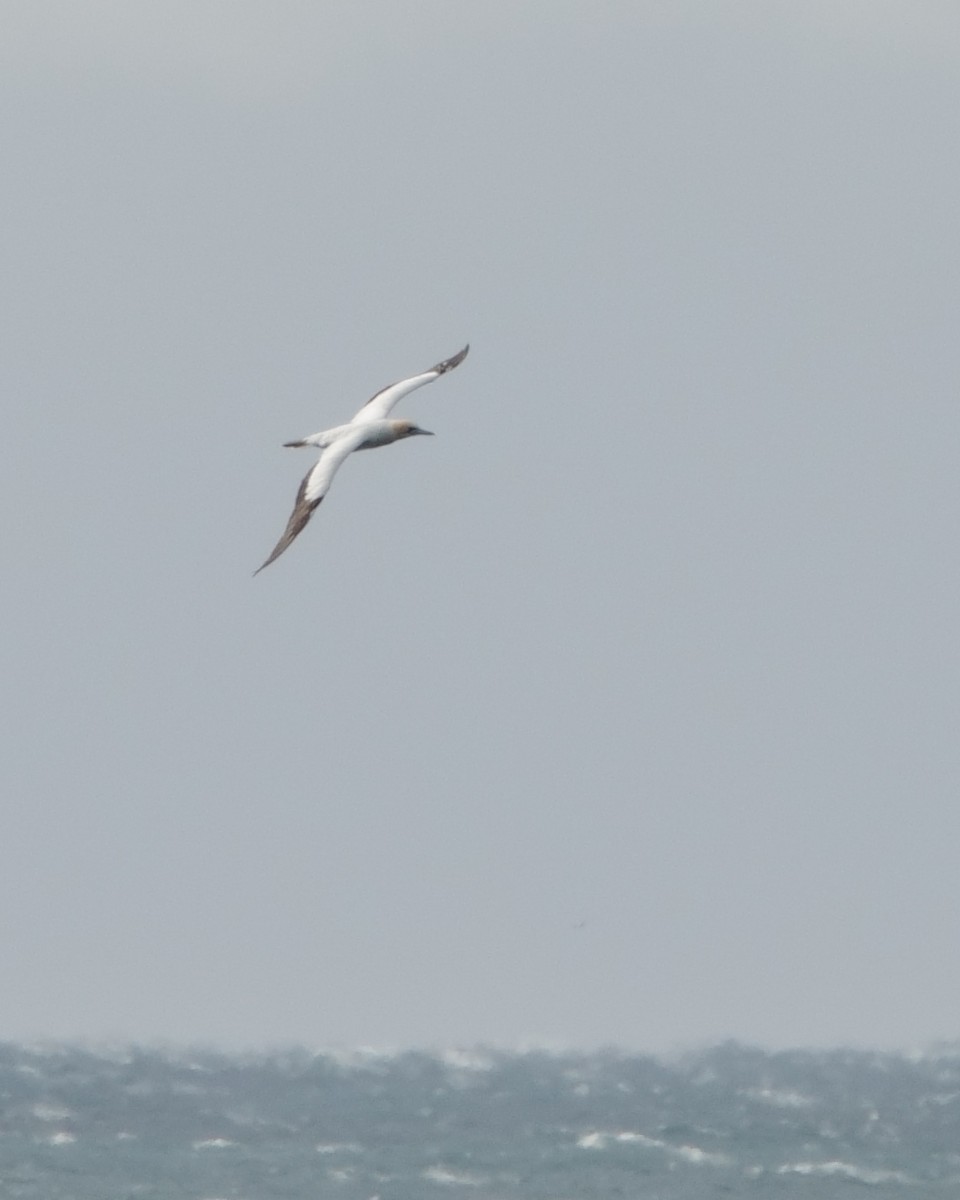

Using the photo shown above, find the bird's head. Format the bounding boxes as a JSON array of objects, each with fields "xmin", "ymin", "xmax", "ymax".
[{"xmin": 393, "ymin": 420, "xmax": 434, "ymax": 439}]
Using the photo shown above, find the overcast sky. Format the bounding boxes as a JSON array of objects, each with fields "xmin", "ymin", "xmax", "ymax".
[{"xmin": 3, "ymin": 1, "xmax": 960, "ymax": 1054}]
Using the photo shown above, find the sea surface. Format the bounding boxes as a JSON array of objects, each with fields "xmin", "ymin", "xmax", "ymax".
[{"xmin": 1, "ymin": 1040, "xmax": 959, "ymax": 1198}]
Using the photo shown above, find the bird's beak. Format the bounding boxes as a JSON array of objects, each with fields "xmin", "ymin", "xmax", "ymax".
[{"xmin": 417, "ymin": 428, "xmax": 435, "ymax": 436}]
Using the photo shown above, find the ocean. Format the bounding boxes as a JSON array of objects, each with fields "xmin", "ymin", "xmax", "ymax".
[{"xmin": 1, "ymin": 1040, "xmax": 958, "ymax": 1198}]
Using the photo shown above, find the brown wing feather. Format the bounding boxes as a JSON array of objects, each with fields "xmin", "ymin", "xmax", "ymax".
[
  {"xmin": 430, "ymin": 344, "xmax": 470, "ymax": 376},
  {"xmin": 254, "ymin": 473, "xmax": 323, "ymax": 575}
]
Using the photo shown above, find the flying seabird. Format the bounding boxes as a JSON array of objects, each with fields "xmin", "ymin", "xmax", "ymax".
[{"xmin": 254, "ymin": 344, "xmax": 469, "ymax": 574}]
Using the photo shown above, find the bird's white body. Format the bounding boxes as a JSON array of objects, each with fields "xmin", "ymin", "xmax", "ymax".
[
  {"xmin": 292, "ymin": 418, "xmax": 409, "ymax": 452},
  {"xmin": 255, "ymin": 346, "xmax": 468, "ymax": 574}
]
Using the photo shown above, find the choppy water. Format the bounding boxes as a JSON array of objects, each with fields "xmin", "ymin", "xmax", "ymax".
[{"xmin": 1, "ymin": 1040, "xmax": 959, "ymax": 1198}]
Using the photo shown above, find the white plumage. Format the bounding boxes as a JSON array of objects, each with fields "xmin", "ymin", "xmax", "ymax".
[{"xmin": 255, "ymin": 345, "xmax": 469, "ymax": 574}]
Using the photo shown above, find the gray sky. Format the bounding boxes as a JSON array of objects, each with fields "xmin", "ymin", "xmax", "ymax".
[{"xmin": 3, "ymin": 0, "xmax": 960, "ymax": 1053}]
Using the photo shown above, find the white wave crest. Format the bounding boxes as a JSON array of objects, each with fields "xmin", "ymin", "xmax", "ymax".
[
  {"xmin": 422, "ymin": 1164, "xmax": 487, "ymax": 1186},
  {"xmin": 742, "ymin": 1086, "xmax": 814, "ymax": 1108},
  {"xmin": 577, "ymin": 1130, "xmax": 732, "ymax": 1167},
  {"xmin": 777, "ymin": 1159, "xmax": 914, "ymax": 1185}
]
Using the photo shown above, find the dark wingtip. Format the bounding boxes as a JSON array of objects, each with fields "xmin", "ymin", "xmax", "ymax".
[
  {"xmin": 253, "ymin": 492, "xmax": 324, "ymax": 577},
  {"xmin": 435, "ymin": 344, "xmax": 469, "ymax": 374},
  {"xmin": 283, "ymin": 440, "xmax": 307, "ymax": 448}
]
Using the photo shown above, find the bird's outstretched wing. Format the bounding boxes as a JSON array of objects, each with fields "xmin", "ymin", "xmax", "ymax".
[
  {"xmin": 350, "ymin": 344, "xmax": 469, "ymax": 424},
  {"xmin": 254, "ymin": 429, "xmax": 367, "ymax": 575}
]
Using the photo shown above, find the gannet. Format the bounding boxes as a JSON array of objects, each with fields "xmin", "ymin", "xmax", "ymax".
[{"xmin": 255, "ymin": 344, "xmax": 469, "ymax": 574}]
